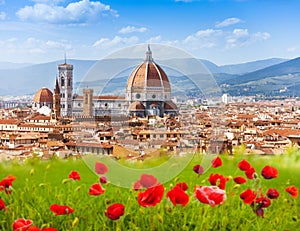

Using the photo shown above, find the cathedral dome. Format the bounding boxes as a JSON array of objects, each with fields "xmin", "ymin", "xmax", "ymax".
[
  {"xmin": 126, "ymin": 46, "xmax": 171, "ymax": 94},
  {"xmin": 33, "ymin": 87, "xmax": 53, "ymax": 103}
]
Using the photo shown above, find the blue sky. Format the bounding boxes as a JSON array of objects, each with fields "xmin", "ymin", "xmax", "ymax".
[{"xmin": 0, "ymin": 0, "xmax": 300, "ymax": 65}]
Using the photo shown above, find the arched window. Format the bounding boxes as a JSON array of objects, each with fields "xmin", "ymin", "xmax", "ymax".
[{"xmin": 61, "ymin": 77, "xmax": 65, "ymax": 86}]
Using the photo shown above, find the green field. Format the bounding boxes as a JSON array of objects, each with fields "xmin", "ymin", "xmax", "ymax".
[{"xmin": 1, "ymin": 148, "xmax": 300, "ymax": 231}]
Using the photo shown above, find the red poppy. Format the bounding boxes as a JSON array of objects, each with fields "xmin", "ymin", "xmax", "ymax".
[
  {"xmin": 212, "ymin": 156, "xmax": 222, "ymax": 168},
  {"xmin": 261, "ymin": 166, "xmax": 278, "ymax": 179},
  {"xmin": 256, "ymin": 195, "xmax": 271, "ymax": 208},
  {"xmin": 245, "ymin": 167, "xmax": 256, "ymax": 179},
  {"xmin": 95, "ymin": 162, "xmax": 108, "ymax": 174},
  {"xmin": 50, "ymin": 204, "xmax": 74, "ymax": 216},
  {"xmin": 68, "ymin": 170, "xmax": 80, "ymax": 181},
  {"xmin": 99, "ymin": 176, "xmax": 107, "ymax": 184},
  {"xmin": 193, "ymin": 164, "xmax": 204, "ymax": 175},
  {"xmin": 175, "ymin": 182, "xmax": 188, "ymax": 191},
  {"xmin": 233, "ymin": 176, "xmax": 247, "ymax": 184},
  {"xmin": 166, "ymin": 185, "xmax": 189, "ymax": 206},
  {"xmin": 194, "ymin": 186, "xmax": 226, "ymax": 207},
  {"xmin": 285, "ymin": 185, "xmax": 298, "ymax": 198},
  {"xmin": 0, "ymin": 175, "xmax": 16, "ymax": 194},
  {"xmin": 255, "ymin": 207, "xmax": 264, "ymax": 218},
  {"xmin": 240, "ymin": 189, "xmax": 256, "ymax": 204},
  {"xmin": 12, "ymin": 218, "xmax": 33, "ymax": 231},
  {"xmin": 138, "ymin": 184, "xmax": 164, "ymax": 207},
  {"xmin": 89, "ymin": 183, "xmax": 105, "ymax": 196},
  {"xmin": 266, "ymin": 188, "xmax": 280, "ymax": 199},
  {"xmin": 105, "ymin": 203, "xmax": 125, "ymax": 220},
  {"xmin": 208, "ymin": 173, "xmax": 228, "ymax": 190},
  {"xmin": 133, "ymin": 181, "xmax": 143, "ymax": 191},
  {"xmin": 0, "ymin": 198, "xmax": 6, "ymax": 211},
  {"xmin": 139, "ymin": 174, "xmax": 158, "ymax": 188},
  {"xmin": 238, "ymin": 159, "xmax": 251, "ymax": 171}
]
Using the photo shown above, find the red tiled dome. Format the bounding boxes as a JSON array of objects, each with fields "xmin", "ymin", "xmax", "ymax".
[
  {"xmin": 33, "ymin": 87, "xmax": 53, "ymax": 103},
  {"xmin": 126, "ymin": 47, "xmax": 171, "ymax": 93}
]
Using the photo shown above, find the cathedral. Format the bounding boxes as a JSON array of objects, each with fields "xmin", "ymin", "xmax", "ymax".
[{"xmin": 32, "ymin": 46, "xmax": 177, "ymax": 118}]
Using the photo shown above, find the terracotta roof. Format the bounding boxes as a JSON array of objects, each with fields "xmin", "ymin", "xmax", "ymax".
[
  {"xmin": 129, "ymin": 101, "xmax": 145, "ymax": 110},
  {"xmin": 0, "ymin": 119, "xmax": 20, "ymax": 125}
]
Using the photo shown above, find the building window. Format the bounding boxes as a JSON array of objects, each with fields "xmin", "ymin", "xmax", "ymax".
[
  {"xmin": 68, "ymin": 104, "xmax": 71, "ymax": 109},
  {"xmin": 68, "ymin": 78, "xmax": 71, "ymax": 87},
  {"xmin": 61, "ymin": 77, "xmax": 65, "ymax": 86},
  {"xmin": 136, "ymin": 93, "xmax": 141, "ymax": 99},
  {"xmin": 78, "ymin": 103, "xmax": 81, "ymax": 107},
  {"xmin": 152, "ymin": 94, "xmax": 156, "ymax": 99}
]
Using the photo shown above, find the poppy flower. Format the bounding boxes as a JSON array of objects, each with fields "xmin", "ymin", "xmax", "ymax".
[
  {"xmin": 240, "ymin": 189, "xmax": 256, "ymax": 204},
  {"xmin": 285, "ymin": 185, "xmax": 298, "ymax": 198},
  {"xmin": 99, "ymin": 176, "xmax": 108, "ymax": 184},
  {"xmin": 175, "ymin": 182, "xmax": 188, "ymax": 191},
  {"xmin": 238, "ymin": 159, "xmax": 251, "ymax": 171},
  {"xmin": 266, "ymin": 188, "xmax": 280, "ymax": 199},
  {"xmin": 208, "ymin": 173, "xmax": 228, "ymax": 190},
  {"xmin": 233, "ymin": 176, "xmax": 247, "ymax": 184},
  {"xmin": 0, "ymin": 175, "xmax": 16, "ymax": 194},
  {"xmin": 138, "ymin": 174, "xmax": 158, "ymax": 188},
  {"xmin": 133, "ymin": 181, "xmax": 143, "ymax": 191},
  {"xmin": 212, "ymin": 156, "xmax": 222, "ymax": 168},
  {"xmin": 256, "ymin": 195, "xmax": 271, "ymax": 208},
  {"xmin": 245, "ymin": 167, "xmax": 256, "ymax": 179},
  {"xmin": 261, "ymin": 166, "xmax": 278, "ymax": 179},
  {"xmin": 68, "ymin": 170, "xmax": 80, "ymax": 181},
  {"xmin": 95, "ymin": 162, "xmax": 108, "ymax": 174},
  {"xmin": 193, "ymin": 164, "xmax": 204, "ymax": 175},
  {"xmin": 166, "ymin": 185, "xmax": 189, "ymax": 206},
  {"xmin": 194, "ymin": 186, "xmax": 226, "ymax": 207},
  {"xmin": 50, "ymin": 204, "xmax": 74, "ymax": 216},
  {"xmin": 89, "ymin": 183, "xmax": 105, "ymax": 196},
  {"xmin": 255, "ymin": 207, "xmax": 264, "ymax": 218},
  {"xmin": 0, "ymin": 198, "xmax": 6, "ymax": 211},
  {"xmin": 138, "ymin": 184, "xmax": 164, "ymax": 207},
  {"xmin": 12, "ymin": 218, "xmax": 33, "ymax": 231},
  {"xmin": 105, "ymin": 203, "xmax": 125, "ymax": 220}
]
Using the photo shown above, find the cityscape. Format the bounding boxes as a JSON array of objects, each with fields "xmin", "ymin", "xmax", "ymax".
[{"xmin": 0, "ymin": 45, "xmax": 300, "ymax": 162}]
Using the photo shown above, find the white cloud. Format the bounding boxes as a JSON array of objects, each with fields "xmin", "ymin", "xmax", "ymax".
[
  {"xmin": 119, "ymin": 26, "xmax": 147, "ymax": 34},
  {"xmin": 287, "ymin": 47, "xmax": 299, "ymax": 53},
  {"xmin": 182, "ymin": 29, "xmax": 222, "ymax": 49},
  {"xmin": 147, "ymin": 35, "xmax": 162, "ymax": 43},
  {"xmin": 0, "ymin": 11, "xmax": 6, "ymax": 20},
  {"xmin": 226, "ymin": 29, "xmax": 270, "ymax": 48},
  {"xmin": 215, "ymin": 17, "xmax": 242, "ymax": 28},
  {"xmin": 93, "ymin": 36, "xmax": 139, "ymax": 49},
  {"xmin": 16, "ymin": 0, "xmax": 118, "ymax": 24}
]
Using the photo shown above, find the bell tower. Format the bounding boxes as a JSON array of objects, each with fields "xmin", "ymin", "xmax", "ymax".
[
  {"xmin": 58, "ymin": 56, "xmax": 73, "ymax": 116},
  {"xmin": 52, "ymin": 78, "xmax": 61, "ymax": 120}
]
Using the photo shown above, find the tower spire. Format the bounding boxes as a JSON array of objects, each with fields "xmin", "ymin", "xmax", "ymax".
[
  {"xmin": 145, "ymin": 44, "xmax": 153, "ymax": 62},
  {"xmin": 64, "ymin": 52, "xmax": 67, "ymax": 64}
]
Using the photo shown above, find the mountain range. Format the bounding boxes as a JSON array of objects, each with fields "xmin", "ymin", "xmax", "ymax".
[{"xmin": 0, "ymin": 56, "xmax": 298, "ymax": 97}]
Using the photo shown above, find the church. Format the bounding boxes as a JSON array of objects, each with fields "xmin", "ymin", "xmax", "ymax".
[{"xmin": 32, "ymin": 46, "xmax": 178, "ymax": 118}]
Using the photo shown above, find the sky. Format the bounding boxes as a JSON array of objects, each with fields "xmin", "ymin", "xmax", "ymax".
[{"xmin": 0, "ymin": 0, "xmax": 300, "ymax": 65}]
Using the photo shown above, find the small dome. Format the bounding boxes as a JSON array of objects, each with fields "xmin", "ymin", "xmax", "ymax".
[
  {"xmin": 164, "ymin": 101, "xmax": 177, "ymax": 110},
  {"xmin": 34, "ymin": 87, "xmax": 53, "ymax": 103},
  {"xmin": 129, "ymin": 101, "xmax": 145, "ymax": 110}
]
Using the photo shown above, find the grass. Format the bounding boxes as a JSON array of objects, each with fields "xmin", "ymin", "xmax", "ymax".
[{"xmin": 0, "ymin": 149, "xmax": 300, "ymax": 230}]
